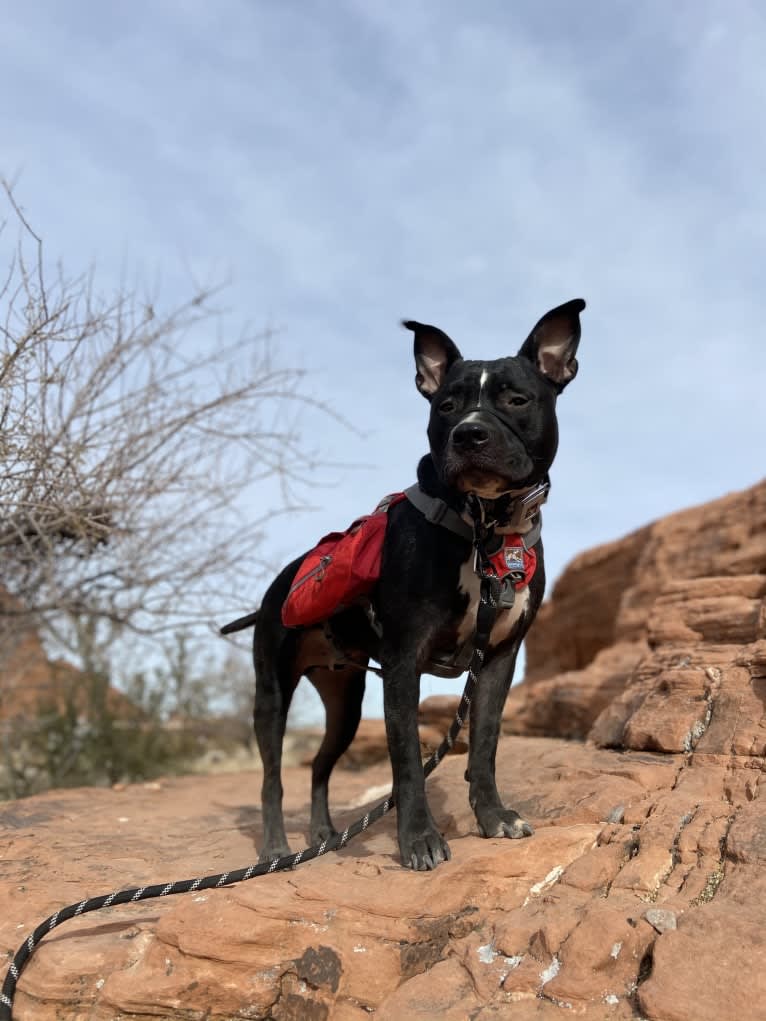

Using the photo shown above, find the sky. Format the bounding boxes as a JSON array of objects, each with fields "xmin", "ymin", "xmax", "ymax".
[{"xmin": 2, "ymin": 0, "xmax": 765, "ymax": 720}]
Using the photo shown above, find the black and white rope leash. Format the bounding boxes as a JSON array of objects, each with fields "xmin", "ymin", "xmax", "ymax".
[{"xmin": 1, "ymin": 570, "xmax": 502, "ymax": 1020}]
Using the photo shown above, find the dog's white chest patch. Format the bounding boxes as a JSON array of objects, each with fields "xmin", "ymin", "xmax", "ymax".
[{"xmin": 456, "ymin": 556, "xmax": 530, "ymax": 647}]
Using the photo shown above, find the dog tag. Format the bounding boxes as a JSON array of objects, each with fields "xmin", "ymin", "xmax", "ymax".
[{"xmin": 504, "ymin": 546, "xmax": 525, "ymax": 573}]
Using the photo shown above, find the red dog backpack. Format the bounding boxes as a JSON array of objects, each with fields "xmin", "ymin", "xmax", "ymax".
[
  {"xmin": 281, "ymin": 494, "xmax": 406, "ymax": 628},
  {"xmin": 281, "ymin": 489, "xmax": 539, "ymax": 629}
]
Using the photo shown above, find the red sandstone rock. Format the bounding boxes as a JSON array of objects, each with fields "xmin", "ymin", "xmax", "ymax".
[
  {"xmin": 503, "ymin": 640, "xmax": 649, "ymax": 740},
  {"xmin": 0, "ymin": 587, "xmax": 141, "ymax": 723},
  {"xmin": 512, "ymin": 480, "xmax": 766, "ymax": 756},
  {"xmin": 638, "ymin": 883, "xmax": 766, "ymax": 1021},
  {"xmin": 523, "ymin": 525, "xmax": 653, "ymax": 681},
  {"xmin": 1, "ymin": 726, "xmax": 761, "ymax": 1020},
  {"xmin": 2, "ymin": 480, "xmax": 765, "ymax": 1019}
]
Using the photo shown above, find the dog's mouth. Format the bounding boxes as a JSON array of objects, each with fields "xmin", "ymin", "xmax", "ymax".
[
  {"xmin": 445, "ymin": 446, "xmax": 536, "ymax": 497},
  {"xmin": 454, "ymin": 470, "xmax": 516, "ymax": 499}
]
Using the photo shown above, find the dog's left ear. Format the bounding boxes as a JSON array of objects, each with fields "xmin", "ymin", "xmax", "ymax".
[
  {"xmin": 403, "ymin": 320, "xmax": 463, "ymax": 400},
  {"xmin": 517, "ymin": 298, "xmax": 586, "ymax": 391}
]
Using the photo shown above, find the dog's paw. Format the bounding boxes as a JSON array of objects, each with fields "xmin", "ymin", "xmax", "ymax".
[
  {"xmin": 310, "ymin": 823, "xmax": 339, "ymax": 845},
  {"xmin": 477, "ymin": 809, "xmax": 534, "ymax": 840},
  {"xmin": 496, "ymin": 817, "xmax": 534, "ymax": 839},
  {"xmin": 258, "ymin": 842, "xmax": 292, "ymax": 865},
  {"xmin": 400, "ymin": 828, "xmax": 451, "ymax": 871}
]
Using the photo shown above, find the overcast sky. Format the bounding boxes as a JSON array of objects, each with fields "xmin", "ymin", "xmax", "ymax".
[{"xmin": 3, "ymin": 1, "xmax": 764, "ymax": 717}]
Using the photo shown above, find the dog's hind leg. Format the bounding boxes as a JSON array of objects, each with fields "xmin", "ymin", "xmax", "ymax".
[
  {"xmin": 307, "ymin": 666, "xmax": 366, "ymax": 844},
  {"xmin": 253, "ymin": 625, "xmax": 300, "ymax": 863}
]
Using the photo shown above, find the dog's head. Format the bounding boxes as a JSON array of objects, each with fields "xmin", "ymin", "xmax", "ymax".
[{"xmin": 404, "ymin": 299, "xmax": 585, "ymax": 498}]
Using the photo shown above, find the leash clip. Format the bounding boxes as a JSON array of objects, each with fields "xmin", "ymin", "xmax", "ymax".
[
  {"xmin": 466, "ymin": 492, "xmax": 497, "ymax": 543},
  {"xmin": 471, "ymin": 548, "xmax": 516, "ymax": 609}
]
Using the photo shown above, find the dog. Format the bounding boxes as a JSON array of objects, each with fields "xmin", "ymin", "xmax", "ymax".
[{"xmin": 222, "ymin": 298, "xmax": 585, "ymax": 870}]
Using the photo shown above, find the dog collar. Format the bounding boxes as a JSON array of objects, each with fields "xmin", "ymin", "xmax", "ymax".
[
  {"xmin": 403, "ymin": 481, "xmax": 548, "ymax": 541},
  {"xmin": 467, "ymin": 480, "xmax": 549, "ymax": 532}
]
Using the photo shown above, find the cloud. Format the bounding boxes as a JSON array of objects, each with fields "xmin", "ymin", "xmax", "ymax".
[{"xmin": 2, "ymin": 1, "xmax": 765, "ymax": 714}]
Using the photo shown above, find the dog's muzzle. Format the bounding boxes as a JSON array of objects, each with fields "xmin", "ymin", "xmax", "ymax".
[{"xmin": 446, "ymin": 409, "xmax": 533, "ymax": 496}]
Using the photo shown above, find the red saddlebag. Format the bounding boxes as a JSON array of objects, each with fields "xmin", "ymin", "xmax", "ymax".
[{"xmin": 281, "ymin": 494, "xmax": 406, "ymax": 628}]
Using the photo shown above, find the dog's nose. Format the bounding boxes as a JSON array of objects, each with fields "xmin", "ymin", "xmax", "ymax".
[{"xmin": 452, "ymin": 421, "xmax": 490, "ymax": 449}]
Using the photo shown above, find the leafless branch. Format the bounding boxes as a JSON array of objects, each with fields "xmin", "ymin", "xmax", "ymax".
[{"xmin": 0, "ymin": 181, "xmax": 334, "ymax": 675}]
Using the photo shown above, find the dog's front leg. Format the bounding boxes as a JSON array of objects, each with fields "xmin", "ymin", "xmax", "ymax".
[
  {"xmin": 381, "ymin": 645, "xmax": 451, "ymax": 871},
  {"xmin": 466, "ymin": 643, "xmax": 534, "ymax": 840}
]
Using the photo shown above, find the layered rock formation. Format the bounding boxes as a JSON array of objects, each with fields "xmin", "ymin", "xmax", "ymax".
[
  {"xmin": 506, "ymin": 478, "xmax": 766, "ymax": 755},
  {"xmin": 0, "ymin": 479, "xmax": 764, "ymax": 1020}
]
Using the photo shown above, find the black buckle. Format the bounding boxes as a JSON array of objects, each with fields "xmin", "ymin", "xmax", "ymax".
[
  {"xmin": 375, "ymin": 492, "xmax": 399, "ymax": 513},
  {"xmin": 498, "ymin": 579, "xmax": 517, "ymax": 609},
  {"xmin": 472, "ymin": 550, "xmax": 518, "ymax": 609}
]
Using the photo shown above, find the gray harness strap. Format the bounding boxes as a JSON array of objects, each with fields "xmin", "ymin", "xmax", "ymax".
[
  {"xmin": 403, "ymin": 484, "xmax": 474, "ymax": 540},
  {"xmin": 518, "ymin": 516, "xmax": 543, "ymax": 550},
  {"xmin": 404, "ymin": 483, "xmax": 543, "ymax": 549}
]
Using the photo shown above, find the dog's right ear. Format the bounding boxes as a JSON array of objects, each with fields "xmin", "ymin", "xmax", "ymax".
[{"xmin": 403, "ymin": 320, "xmax": 463, "ymax": 400}]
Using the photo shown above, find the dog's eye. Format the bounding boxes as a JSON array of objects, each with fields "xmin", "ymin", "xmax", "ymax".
[
  {"xmin": 438, "ymin": 398, "xmax": 457, "ymax": 414},
  {"xmin": 501, "ymin": 391, "xmax": 529, "ymax": 408}
]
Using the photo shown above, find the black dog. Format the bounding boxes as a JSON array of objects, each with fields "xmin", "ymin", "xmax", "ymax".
[{"xmin": 222, "ymin": 298, "xmax": 585, "ymax": 870}]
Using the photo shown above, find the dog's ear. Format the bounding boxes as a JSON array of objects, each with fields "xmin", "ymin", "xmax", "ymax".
[
  {"xmin": 403, "ymin": 320, "xmax": 463, "ymax": 400},
  {"xmin": 517, "ymin": 298, "xmax": 586, "ymax": 391}
]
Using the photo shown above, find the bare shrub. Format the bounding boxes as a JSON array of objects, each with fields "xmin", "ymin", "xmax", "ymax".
[
  {"xmin": 2, "ymin": 182, "xmax": 320, "ymax": 641},
  {"xmin": 0, "ymin": 181, "xmax": 326, "ymax": 785}
]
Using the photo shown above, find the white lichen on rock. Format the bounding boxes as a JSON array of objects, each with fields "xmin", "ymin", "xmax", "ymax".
[
  {"xmin": 539, "ymin": 955, "xmax": 561, "ymax": 987},
  {"xmin": 477, "ymin": 942, "xmax": 497, "ymax": 964}
]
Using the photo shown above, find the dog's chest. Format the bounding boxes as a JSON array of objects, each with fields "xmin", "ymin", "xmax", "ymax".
[{"xmin": 455, "ymin": 556, "xmax": 529, "ymax": 648}]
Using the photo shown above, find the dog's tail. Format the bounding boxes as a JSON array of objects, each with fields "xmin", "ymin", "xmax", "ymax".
[{"xmin": 219, "ymin": 610, "xmax": 260, "ymax": 635}]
